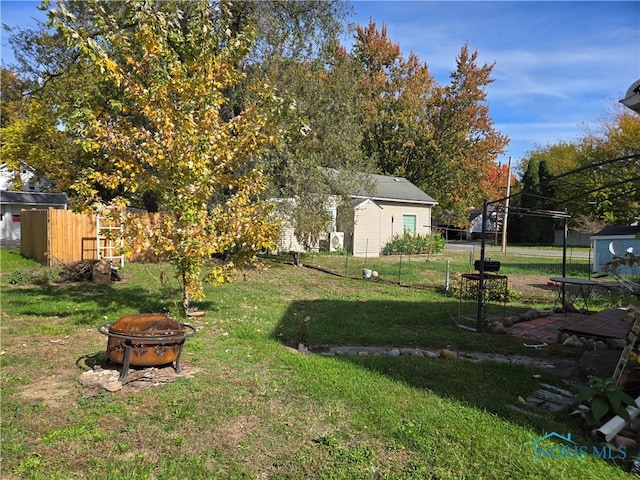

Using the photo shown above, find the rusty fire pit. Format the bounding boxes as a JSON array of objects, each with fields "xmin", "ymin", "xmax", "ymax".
[{"xmin": 98, "ymin": 313, "xmax": 196, "ymax": 381}]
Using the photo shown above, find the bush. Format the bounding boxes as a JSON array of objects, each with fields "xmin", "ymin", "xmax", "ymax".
[
  {"xmin": 382, "ymin": 233, "xmax": 445, "ymax": 255},
  {"xmin": 449, "ymin": 272, "xmax": 518, "ymax": 302}
]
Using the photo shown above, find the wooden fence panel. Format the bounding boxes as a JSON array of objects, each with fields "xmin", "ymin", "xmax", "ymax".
[
  {"xmin": 21, "ymin": 208, "xmax": 162, "ymax": 266},
  {"xmin": 20, "ymin": 209, "xmax": 49, "ymax": 265},
  {"xmin": 48, "ymin": 209, "xmax": 97, "ymax": 265}
]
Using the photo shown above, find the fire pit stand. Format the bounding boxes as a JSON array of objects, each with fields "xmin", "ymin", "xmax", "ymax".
[{"xmin": 98, "ymin": 314, "xmax": 196, "ymax": 381}]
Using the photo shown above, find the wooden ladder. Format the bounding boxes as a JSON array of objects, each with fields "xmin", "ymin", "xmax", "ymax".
[{"xmin": 613, "ymin": 304, "xmax": 640, "ymax": 384}]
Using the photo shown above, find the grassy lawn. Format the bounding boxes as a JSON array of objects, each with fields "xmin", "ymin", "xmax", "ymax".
[{"xmin": 0, "ymin": 249, "xmax": 634, "ymax": 479}]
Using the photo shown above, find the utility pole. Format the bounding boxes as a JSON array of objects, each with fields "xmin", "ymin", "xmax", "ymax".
[{"xmin": 501, "ymin": 157, "xmax": 512, "ymax": 253}]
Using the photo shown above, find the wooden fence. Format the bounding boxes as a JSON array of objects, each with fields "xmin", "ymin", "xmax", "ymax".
[{"xmin": 20, "ymin": 208, "xmax": 159, "ymax": 266}]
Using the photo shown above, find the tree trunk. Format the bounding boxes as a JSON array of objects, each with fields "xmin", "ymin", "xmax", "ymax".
[{"xmin": 182, "ymin": 273, "xmax": 190, "ymax": 314}]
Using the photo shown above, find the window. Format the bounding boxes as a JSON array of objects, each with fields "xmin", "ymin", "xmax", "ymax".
[{"xmin": 402, "ymin": 214, "xmax": 416, "ymax": 235}]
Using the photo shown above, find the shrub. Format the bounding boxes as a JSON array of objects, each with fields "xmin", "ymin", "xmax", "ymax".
[
  {"xmin": 574, "ymin": 376, "xmax": 638, "ymax": 426},
  {"xmin": 383, "ymin": 233, "xmax": 445, "ymax": 255}
]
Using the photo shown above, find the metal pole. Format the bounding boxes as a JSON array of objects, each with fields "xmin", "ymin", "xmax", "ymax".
[
  {"xmin": 344, "ymin": 248, "xmax": 348, "ymax": 276},
  {"xmin": 476, "ymin": 201, "xmax": 488, "ymax": 332},
  {"xmin": 501, "ymin": 157, "xmax": 512, "ymax": 253},
  {"xmin": 562, "ymin": 213, "xmax": 568, "ymax": 307},
  {"xmin": 445, "ymin": 259, "xmax": 450, "ymax": 293}
]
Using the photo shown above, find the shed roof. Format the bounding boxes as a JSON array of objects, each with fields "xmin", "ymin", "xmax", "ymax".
[
  {"xmin": 592, "ymin": 225, "xmax": 640, "ymax": 237},
  {"xmin": 351, "ymin": 173, "xmax": 437, "ymax": 205},
  {"xmin": 1, "ymin": 190, "xmax": 68, "ymax": 207}
]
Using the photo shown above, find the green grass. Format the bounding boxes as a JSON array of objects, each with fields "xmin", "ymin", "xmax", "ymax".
[
  {"xmin": 0, "ymin": 248, "xmax": 635, "ymax": 479},
  {"xmin": 301, "ymin": 249, "xmax": 592, "ymax": 282}
]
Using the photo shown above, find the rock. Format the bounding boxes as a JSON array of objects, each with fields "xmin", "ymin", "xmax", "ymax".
[
  {"xmin": 534, "ymin": 309, "xmax": 551, "ymax": 318},
  {"xmin": 489, "ymin": 321, "xmax": 506, "ymax": 334},
  {"xmin": 423, "ymin": 350, "xmax": 438, "ymax": 358},
  {"xmin": 613, "ymin": 435, "xmax": 638, "ymax": 451},
  {"xmin": 594, "ymin": 341, "xmax": 608, "ymax": 351},
  {"xmin": 502, "ymin": 317, "xmax": 514, "ymax": 328},
  {"xmin": 606, "ymin": 338, "xmax": 627, "ymax": 350},
  {"xmin": 78, "ymin": 369, "xmax": 122, "ymax": 392},
  {"xmin": 559, "ymin": 333, "xmax": 570, "ymax": 343},
  {"xmin": 562, "ymin": 335, "xmax": 584, "ymax": 348},
  {"xmin": 387, "ymin": 349, "xmax": 400, "ymax": 357},
  {"xmin": 400, "ymin": 348, "xmax": 422, "ymax": 356},
  {"xmin": 439, "ymin": 348, "xmax": 458, "ymax": 360},
  {"xmin": 579, "ymin": 337, "xmax": 595, "ymax": 350}
]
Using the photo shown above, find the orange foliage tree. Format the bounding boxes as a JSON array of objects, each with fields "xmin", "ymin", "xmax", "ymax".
[{"xmin": 353, "ymin": 21, "xmax": 509, "ymax": 225}]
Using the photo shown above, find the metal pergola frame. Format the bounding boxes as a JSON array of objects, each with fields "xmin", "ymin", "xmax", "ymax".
[{"xmin": 474, "ymin": 153, "xmax": 640, "ymax": 332}]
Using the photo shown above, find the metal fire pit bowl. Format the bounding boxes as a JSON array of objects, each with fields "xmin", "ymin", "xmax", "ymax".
[{"xmin": 98, "ymin": 313, "xmax": 196, "ymax": 381}]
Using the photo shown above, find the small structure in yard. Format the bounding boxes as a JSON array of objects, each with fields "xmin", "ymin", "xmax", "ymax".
[
  {"xmin": 457, "ymin": 260, "xmax": 508, "ymax": 331},
  {"xmin": 591, "ymin": 225, "xmax": 640, "ymax": 276},
  {"xmin": 0, "ymin": 191, "xmax": 67, "ymax": 242},
  {"xmin": 275, "ymin": 172, "xmax": 438, "ymax": 258}
]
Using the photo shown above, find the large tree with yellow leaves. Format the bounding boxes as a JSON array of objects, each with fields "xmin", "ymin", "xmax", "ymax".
[{"xmin": 48, "ymin": 0, "xmax": 282, "ymax": 312}]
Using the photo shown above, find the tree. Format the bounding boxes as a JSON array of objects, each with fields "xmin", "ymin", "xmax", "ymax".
[
  {"xmin": 2, "ymin": 3, "xmax": 147, "ymax": 208},
  {"xmin": 1, "ymin": 67, "xmax": 30, "ymax": 189},
  {"xmin": 50, "ymin": 0, "xmax": 282, "ymax": 312},
  {"xmin": 231, "ymin": 1, "xmax": 370, "ymax": 249},
  {"xmin": 262, "ymin": 47, "xmax": 372, "ymax": 249},
  {"xmin": 518, "ymin": 159, "xmax": 540, "ymax": 243},
  {"xmin": 536, "ymin": 159, "xmax": 556, "ymax": 244},
  {"xmin": 520, "ymin": 105, "xmax": 640, "ymax": 225},
  {"xmin": 352, "ymin": 21, "xmax": 508, "ymax": 225}
]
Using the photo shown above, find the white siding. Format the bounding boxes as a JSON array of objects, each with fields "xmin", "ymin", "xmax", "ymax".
[
  {"xmin": 0, "ymin": 205, "xmax": 21, "ymax": 240},
  {"xmin": 376, "ymin": 201, "xmax": 433, "ymax": 248},
  {"xmin": 353, "ymin": 200, "xmax": 382, "ymax": 257},
  {"xmin": 592, "ymin": 235, "xmax": 640, "ymax": 274},
  {"xmin": 277, "ymin": 223, "xmax": 306, "ymax": 253}
]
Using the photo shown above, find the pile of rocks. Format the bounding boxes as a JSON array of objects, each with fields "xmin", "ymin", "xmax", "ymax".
[
  {"xmin": 78, "ymin": 363, "xmax": 201, "ymax": 395},
  {"xmin": 559, "ymin": 333, "xmax": 626, "ymax": 350},
  {"xmin": 486, "ymin": 307, "xmax": 554, "ymax": 335}
]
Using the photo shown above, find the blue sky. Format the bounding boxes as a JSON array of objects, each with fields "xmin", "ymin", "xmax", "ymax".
[{"xmin": 2, "ymin": 1, "xmax": 639, "ymax": 165}]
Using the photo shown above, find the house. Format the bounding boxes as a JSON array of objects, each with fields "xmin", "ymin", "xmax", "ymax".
[
  {"xmin": 591, "ymin": 225, "xmax": 640, "ymax": 275},
  {"xmin": 275, "ymin": 172, "xmax": 437, "ymax": 257},
  {"xmin": 466, "ymin": 208, "xmax": 500, "ymax": 240},
  {"xmin": 0, "ymin": 191, "xmax": 68, "ymax": 241},
  {"xmin": 0, "ymin": 162, "xmax": 53, "ymax": 192}
]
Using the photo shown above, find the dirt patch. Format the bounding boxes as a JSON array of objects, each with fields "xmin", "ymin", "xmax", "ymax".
[
  {"xmin": 507, "ymin": 274, "xmax": 556, "ymax": 302},
  {"xmin": 15, "ymin": 354, "xmax": 203, "ymax": 406},
  {"xmin": 17, "ymin": 373, "xmax": 77, "ymax": 408}
]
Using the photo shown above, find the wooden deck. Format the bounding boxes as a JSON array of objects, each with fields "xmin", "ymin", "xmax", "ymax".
[
  {"xmin": 508, "ymin": 308, "xmax": 631, "ymax": 343},
  {"xmin": 559, "ymin": 308, "xmax": 630, "ymax": 339}
]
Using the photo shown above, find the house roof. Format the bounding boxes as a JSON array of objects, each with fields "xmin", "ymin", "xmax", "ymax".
[
  {"xmin": 592, "ymin": 225, "xmax": 640, "ymax": 237},
  {"xmin": 352, "ymin": 173, "xmax": 437, "ymax": 205},
  {"xmin": 0, "ymin": 190, "xmax": 68, "ymax": 207}
]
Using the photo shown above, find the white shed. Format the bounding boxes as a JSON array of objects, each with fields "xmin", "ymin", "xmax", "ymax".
[
  {"xmin": 0, "ymin": 191, "xmax": 68, "ymax": 241},
  {"xmin": 591, "ymin": 225, "xmax": 640, "ymax": 275}
]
